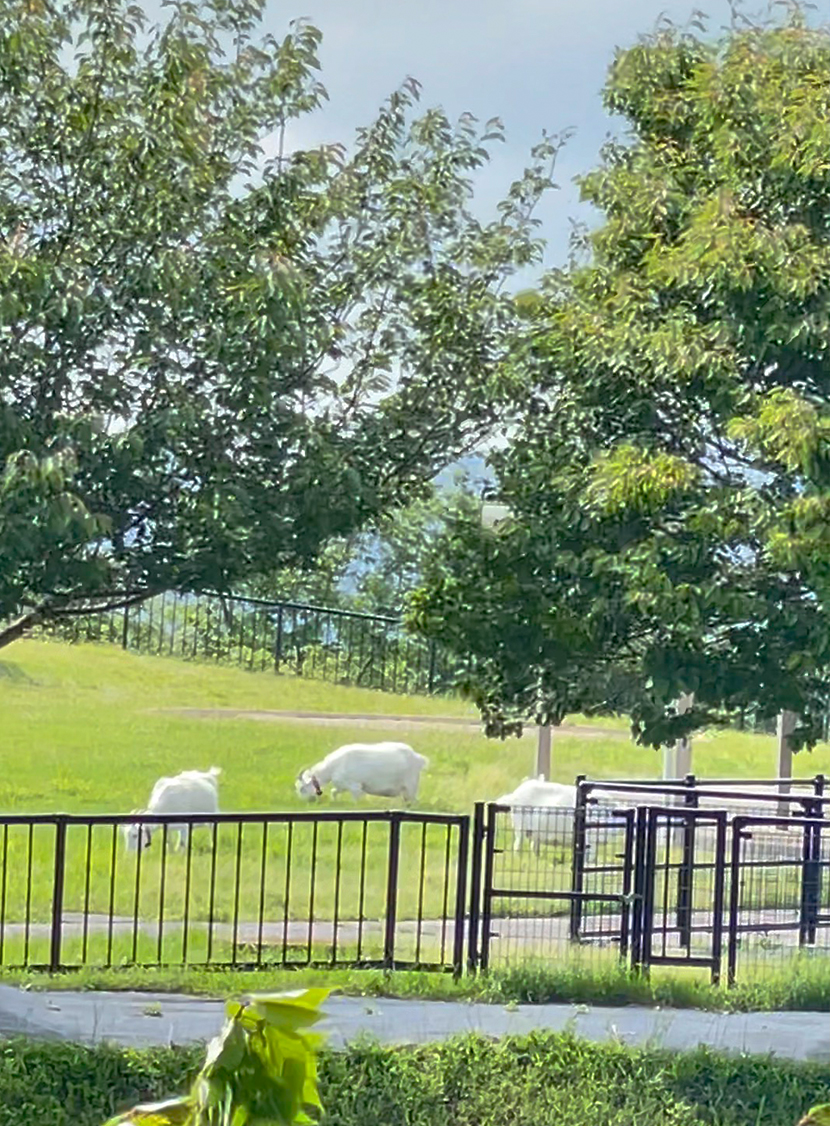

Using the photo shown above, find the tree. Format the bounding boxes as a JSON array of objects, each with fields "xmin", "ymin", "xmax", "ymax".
[
  {"xmin": 409, "ymin": 8, "xmax": 830, "ymax": 750},
  {"xmin": 104, "ymin": 989, "xmax": 328, "ymax": 1125},
  {"xmin": 247, "ymin": 470, "xmax": 483, "ymax": 614},
  {"xmin": 0, "ymin": 0, "xmax": 561, "ymax": 649}
]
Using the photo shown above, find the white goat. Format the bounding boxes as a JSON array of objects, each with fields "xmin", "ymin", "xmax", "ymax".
[
  {"xmin": 495, "ymin": 778, "xmax": 579, "ymax": 854},
  {"xmin": 495, "ymin": 777, "xmax": 620, "ymax": 854},
  {"xmin": 295, "ymin": 742, "xmax": 428, "ymax": 803},
  {"xmin": 122, "ymin": 767, "xmax": 221, "ymax": 853}
]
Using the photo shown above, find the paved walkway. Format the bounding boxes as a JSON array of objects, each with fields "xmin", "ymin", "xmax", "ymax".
[{"xmin": 0, "ymin": 986, "xmax": 828, "ymax": 1060}]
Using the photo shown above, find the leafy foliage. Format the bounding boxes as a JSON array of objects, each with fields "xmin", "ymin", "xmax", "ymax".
[
  {"xmin": 248, "ymin": 472, "xmax": 483, "ymax": 615},
  {"xmin": 103, "ymin": 989, "xmax": 328, "ymax": 1126},
  {"xmin": 410, "ymin": 6, "xmax": 830, "ymax": 749},
  {"xmin": 0, "ymin": 0, "xmax": 559, "ymax": 647}
]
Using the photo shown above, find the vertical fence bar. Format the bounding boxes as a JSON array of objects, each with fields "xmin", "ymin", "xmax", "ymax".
[
  {"xmin": 331, "ymin": 820, "xmax": 343, "ymax": 965},
  {"xmin": 50, "ymin": 817, "xmax": 67, "ymax": 971},
  {"xmin": 676, "ymin": 774, "xmax": 698, "ymax": 948},
  {"xmin": 618, "ymin": 809, "xmax": 635, "ymax": 960},
  {"xmin": 24, "ymin": 824, "xmax": 34, "ymax": 966},
  {"xmin": 121, "ymin": 605, "xmax": 130, "ymax": 650},
  {"xmin": 467, "ymin": 802, "xmax": 485, "ymax": 973},
  {"xmin": 82, "ymin": 823, "xmax": 92, "ymax": 963},
  {"xmin": 479, "ymin": 803, "xmax": 498, "ymax": 972},
  {"xmin": 383, "ymin": 814, "xmax": 401, "ymax": 970},
  {"xmin": 726, "ymin": 816, "xmax": 745, "ymax": 986},
  {"xmin": 452, "ymin": 817, "xmax": 469, "ymax": 978},
  {"xmin": 157, "ymin": 825, "xmax": 169, "ymax": 965},
  {"xmin": 569, "ymin": 777, "xmax": 588, "ymax": 940},
  {"xmin": 629, "ymin": 806, "xmax": 648, "ymax": 974},
  {"xmin": 710, "ymin": 812, "xmax": 727, "ymax": 985},
  {"xmin": 274, "ymin": 606, "xmax": 284, "ymax": 674},
  {"xmin": 356, "ymin": 821, "xmax": 368, "ymax": 963}
]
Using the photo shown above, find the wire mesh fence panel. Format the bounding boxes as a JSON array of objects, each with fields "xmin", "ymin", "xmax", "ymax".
[
  {"xmin": 726, "ymin": 815, "xmax": 830, "ymax": 983},
  {"xmin": 477, "ymin": 803, "xmax": 635, "ymax": 970}
]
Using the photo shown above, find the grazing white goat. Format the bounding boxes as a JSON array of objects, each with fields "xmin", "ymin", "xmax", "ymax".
[
  {"xmin": 495, "ymin": 777, "xmax": 619, "ymax": 854},
  {"xmin": 295, "ymin": 742, "xmax": 428, "ymax": 802},
  {"xmin": 122, "ymin": 767, "xmax": 221, "ymax": 853},
  {"xmin": 495, "ymin": 778, "xmax": 580, "ymax": 854}
]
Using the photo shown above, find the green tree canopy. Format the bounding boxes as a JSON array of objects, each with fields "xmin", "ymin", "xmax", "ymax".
[
  {"xmin": 0, "ymin": 0, "xmax": 559, "ymax": 648},
  {"xmin": 409, "ymin": 7, "xmax": 830, "ymax": 749}
]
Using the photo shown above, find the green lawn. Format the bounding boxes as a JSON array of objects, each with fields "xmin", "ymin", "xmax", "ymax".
[{"xmin": 0, "ymin": 638, "xmax": 828, "ymax": 975}]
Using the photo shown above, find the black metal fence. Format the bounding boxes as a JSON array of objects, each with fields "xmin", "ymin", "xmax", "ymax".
[
  {"xmin": 471, "ymin": 775, "xmax": 829, "ymax": 983},
  {"xmin": 42, "ymin": 590, "xmax": 460, "ymax": 696},
  {"xmin": 1, "ymin": 779, "xmax": 827, "ymax": 985},
  {"xmin": 0, "ymin": 810, "xmax": 468, "ymax": 975}
]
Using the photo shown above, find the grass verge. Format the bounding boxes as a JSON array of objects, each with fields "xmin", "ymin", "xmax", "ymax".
[
  {"xmin": 3, "ymin": 956, "xmax": 830, "ymax": 1012},
  {"xmin": 2, "ymin": 1028, "xmax": 829, "ymax": 1126}
]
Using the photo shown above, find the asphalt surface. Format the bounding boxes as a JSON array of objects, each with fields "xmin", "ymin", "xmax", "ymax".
[{"xmin": 0, "ymin": 986, "xmax": 827, "ymax": 1059}]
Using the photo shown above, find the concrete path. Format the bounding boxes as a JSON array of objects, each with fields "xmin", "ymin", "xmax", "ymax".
[{"xmin": 0, "ymin": 985, "xmax": 828, "ymax": 1061}]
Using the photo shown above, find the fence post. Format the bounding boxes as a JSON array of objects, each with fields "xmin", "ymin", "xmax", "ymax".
[
  {"xmin": 50, "ymin": 817, "xmax": 68, "ymax": 972},
  {"xmin": 568, "ymin": 776, "xmax": 588, "ymax": 941},
  {"xmin": 726, "ymin": 816, "xmax": 745, "ymax": 986},
  {"xmin": 468, "ymin": 803, "xmax": 486, "ymax": 973},
  {"xmin": 629, "ymin": 806, "xmax": 649, "ymax": 975},
  {"xmin": 121, "ymin": 605, "xmax": 129, "ymax": 650},
  {"xmin": 798, "ymin": 795, "xmax": 821, "ymax": 947},
  {"xmin": 274, "ymin": 605, "xmax": 284, "ymax": 674},
  {"xmin": 676, "ymin": 774, "xmax": 698, "ymax": 948},
  {"xmin": 451, "ymin": 818, "xmax": 469, "ymax": 979},
  {"xmin": 383, "ymin": 813, "xmax": 401, "ymax": 970}
]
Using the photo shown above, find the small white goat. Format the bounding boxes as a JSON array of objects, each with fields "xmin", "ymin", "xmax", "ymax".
[
  {"xmin": 295, "ymin": 742, "xmax": 428, "ymax": 802},
  {"xmin": 495, "ymin": 777, "xmax": 579, "ymax": 853},
  {"xmin": 122, "ymin": 767, "xmax": 221, "ymax": 853}
]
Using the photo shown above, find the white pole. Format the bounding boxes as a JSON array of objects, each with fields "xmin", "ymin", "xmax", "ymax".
[
  {"xmin": 776, "ymin": 710, "xmax": 796, "ymax": 816},
  {"xmin": 536, "ymin": 724, "xmax": 552, "ymax": 780},
  {"xmin": 665, "ymin": 693, "xmax": 695, "ymax": 786}
]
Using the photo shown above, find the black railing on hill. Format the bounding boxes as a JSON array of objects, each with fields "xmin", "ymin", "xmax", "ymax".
[{"xmin": 45, "ymin": 590, "xmax": 460, "ymax": 696}]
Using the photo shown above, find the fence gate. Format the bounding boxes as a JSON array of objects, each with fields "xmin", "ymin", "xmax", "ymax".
[
  {"xmin": 469, "ymin": 801, "xmax": 636, "ymax": 970},
  {"xmin": 632, "ymin": 806, "xmax": 728, "ymax": 983}
]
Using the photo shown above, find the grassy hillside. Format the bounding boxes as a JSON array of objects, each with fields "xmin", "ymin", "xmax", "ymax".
[{"xmin": 2, "ymin": 638, "xmax": 828, "ymax": 817}]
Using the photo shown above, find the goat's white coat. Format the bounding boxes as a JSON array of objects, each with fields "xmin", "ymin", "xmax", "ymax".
[
  {"xmin": 495, "ymin": 778, "xmax": 579, "ymax": 853},
  {"xmin": 122, "ymin": 767, "xmax": 221, "ymax": 852},
  {"xmin": 295, "ymin": 742, "xmax": 429, "ymax": 802},
  {"xmin": 495, "ymin": 777, "xmax": 620, "ymax": 854}
]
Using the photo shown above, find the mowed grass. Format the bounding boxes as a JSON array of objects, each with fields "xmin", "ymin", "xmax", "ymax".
[{"xmin": 0, "ymin": 638, "xmax": 829, "ymax": 950}]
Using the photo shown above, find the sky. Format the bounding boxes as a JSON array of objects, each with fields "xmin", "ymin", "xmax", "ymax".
[{"xmin": 249, "ymin": 0, "xmax": 788, "ymax": 275}]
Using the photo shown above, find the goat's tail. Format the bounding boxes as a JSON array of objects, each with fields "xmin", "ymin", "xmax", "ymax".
[
  {"xmin": 416, "ymin": 753, "xmax": 430, "ymax": 769},
  {"xmin": 207, "ymin": 766, "xmax": 222, "ymax": 781}
]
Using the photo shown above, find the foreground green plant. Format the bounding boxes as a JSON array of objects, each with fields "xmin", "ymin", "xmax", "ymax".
[
  {"xmin": 104, "ymin": 989, "xmax": 328, "ymax": 1126},
  {"xmin": 800, "ymin": 1109, "xmax": 830, "ymax": 1126}
]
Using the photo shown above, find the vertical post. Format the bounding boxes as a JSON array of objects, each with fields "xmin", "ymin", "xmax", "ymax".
[
  {"xmin": 468, "ymin": 803, "xmax": 486, "ymax": 973},
  {"xmin": 121, "ymin": 605, "xmax": 129, "ymax": 650},
  {"xmin": 777, "ymin": 710, "xmax": 797, "ymax": 816},
  {"xmin": 427, "ymin": 640, "xmax": 437, "ymax": 695},
  {"xmin": 451, "ymin": 818, "xmax": 469, "ymax": 979},
  {"xmin": 710, "ymin": 812, "xmax": 727, "ymax": 985},
  {"xmin": 676, "ymin": 774, "xmax": 698, "ymax": 948},
  {"xmin": 629, "ymin": 806, "xmax": 649, "ymax": 975},
  {"xmin": 478, "ymin": 802, "xmax": 498, "ymax": 972},
  {"xmin": 536, "ymin": 724, "xmax": 552, "ymax": 780},
  {"xmin": 274, "ymin": 605, "xmax": 284, "ymax": 674},
  {"xmin": 568, "ymin": 776, "xmax": 588, "ymax": 941},
  {"xmin": 50, "ymin": 817, "xmax": 67, "ymax": 972},
  {"xmin": 383, "ymin": 814, "xmax": 401, "ymax": 970},
  {"xmin": 726, "ymin": 816, "xmax": 745, "ymax": 987}
]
